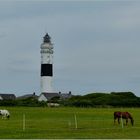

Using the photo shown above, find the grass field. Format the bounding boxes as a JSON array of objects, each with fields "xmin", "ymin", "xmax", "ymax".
[{"xmin": 0, "ymin": 107, "xmax": 140, "ymax": 139}]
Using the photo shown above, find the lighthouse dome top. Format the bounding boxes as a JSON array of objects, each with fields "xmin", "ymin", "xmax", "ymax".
[{"xmin": 43, "ymin": 33, "xmax": 51, "ymax": 43}]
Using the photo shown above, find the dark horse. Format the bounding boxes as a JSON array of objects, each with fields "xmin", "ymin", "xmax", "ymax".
[{"xmin": 114, "ymin": 111, "xmax": 134, "ymax": 126}]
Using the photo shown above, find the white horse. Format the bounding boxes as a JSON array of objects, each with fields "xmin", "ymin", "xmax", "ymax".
[{"xmin": 0, "ymin": 109, "xmax": 10, "ymax": 119}]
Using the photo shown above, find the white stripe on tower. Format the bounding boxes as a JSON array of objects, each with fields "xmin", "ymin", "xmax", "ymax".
[{"xmin": 40, "ymin": 33, "xmax": 53, "ymax": 93}]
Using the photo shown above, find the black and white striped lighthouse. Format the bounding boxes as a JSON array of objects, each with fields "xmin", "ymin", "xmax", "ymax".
[{"xmin": 40, "ymin": 33, "xmax": 53, "ymax": 93}]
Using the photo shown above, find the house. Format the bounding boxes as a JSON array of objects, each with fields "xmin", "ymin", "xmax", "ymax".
[
  {"xmin": 59, "ymin": 91, "xmax": 72, "ymax": 100},
  {"xmin": 38, "ymin": 93, "xmax": 60, "ymax": 102},
  {"xmin": 17, "ymin": 92, "xmax": 38, "ymax": 100},
  {"xmin": 38, "ymin": 92, "xmax": 72, "ymax": 102},
  {"xmin": 0, "ymin": 94, "xmax": 16, "ymax": 100}
]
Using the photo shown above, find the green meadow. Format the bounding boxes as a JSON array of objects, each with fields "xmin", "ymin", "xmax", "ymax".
[{"xmin": 0, "ymin": 107, "xmax": 140, "ymax": 139}]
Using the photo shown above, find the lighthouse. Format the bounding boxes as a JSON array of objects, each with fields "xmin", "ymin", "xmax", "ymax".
[{"xmin": 40, "ymin": 33, "xmax": 53, "ymax": 93}]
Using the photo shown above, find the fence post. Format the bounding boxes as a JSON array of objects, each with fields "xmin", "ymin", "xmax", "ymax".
[
  {"xmin": 74, "ymin": 114, "xmax": 77, "ymax": 129},
  {"xmin": 23, "ymin": 114, "xmax": 25, "ymax": 131},
  {"xmin": 121, "ymin": 114, "xmax": 124, "ymax": 129}
]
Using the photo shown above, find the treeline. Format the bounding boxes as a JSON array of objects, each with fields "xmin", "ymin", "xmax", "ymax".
[
  {"xmin": 0, "ymin": 92, "xmax": 140, "ymax": 107},
  {"xmin": 0, "ymin": 97, "xmax": 47, "ymax": 107},
  {"xmin": 61, "ymin": 92, "xmax": 140, "ymax": 107}
]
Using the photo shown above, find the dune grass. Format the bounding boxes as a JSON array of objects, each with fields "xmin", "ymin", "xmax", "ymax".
[{"xmin": 0, "ymin": 107, "xmax": 139, "ymax": 139}]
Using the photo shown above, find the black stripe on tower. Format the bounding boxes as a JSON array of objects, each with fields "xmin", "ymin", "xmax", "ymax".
[{"xmin": 41, "ymin": 64, "xmax": 53, "ymax": 76}]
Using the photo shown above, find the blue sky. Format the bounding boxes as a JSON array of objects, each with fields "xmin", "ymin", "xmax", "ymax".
[{"xmin": 0, "ymin": 1, "xmax": 140, "ymax": 97}]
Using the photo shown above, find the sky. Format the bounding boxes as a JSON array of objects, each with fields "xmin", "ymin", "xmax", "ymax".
[{"xmin": 0, "ymin": 0, "xmax": 140, "ymax": 97}]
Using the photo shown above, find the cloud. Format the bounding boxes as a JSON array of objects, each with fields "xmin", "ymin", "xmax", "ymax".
[{"xmin": 0, "ymin": 1, "xmax": 140, "ymax": 96}]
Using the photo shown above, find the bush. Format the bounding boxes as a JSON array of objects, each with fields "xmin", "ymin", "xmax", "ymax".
[{"xmin": 65, "ymin": 92, "xmax": 140, "ymax": 107}]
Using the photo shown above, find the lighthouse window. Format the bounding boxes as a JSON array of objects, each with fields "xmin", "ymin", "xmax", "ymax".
[{"xmin": 41, "ymin": 64, "xmax": 53, "ymax": 76}]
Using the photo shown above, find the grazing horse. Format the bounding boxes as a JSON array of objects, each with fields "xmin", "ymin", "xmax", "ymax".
[
  {"xmin": 114, "ymin": 111, "xmax": 134, "ymax": 126},
  {"xmin": 0, "ymin": 110, "xmax": 10, "ymax": 119}
]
